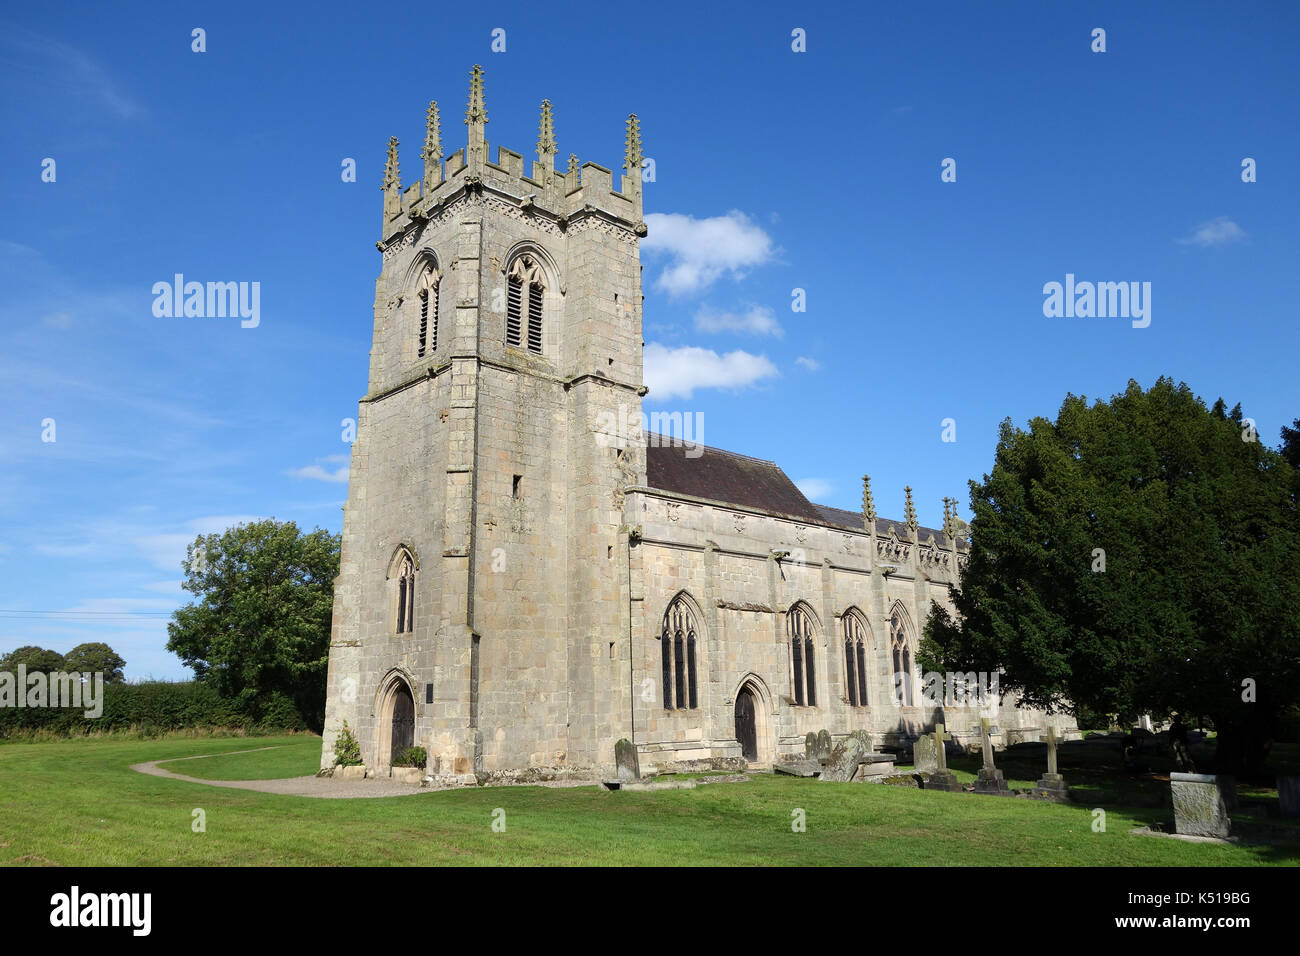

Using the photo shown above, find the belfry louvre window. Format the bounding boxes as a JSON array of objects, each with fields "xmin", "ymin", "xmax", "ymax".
[
  {"xmin": 395, "ymin": 553, "xmax": 416, "ymax": 634},
  {"xmin": 843, "ymin": 613, "xmax": 868, "ymax": 707},
  {"xmin": 506, "ymin": 254, "xmax": 545, "ymax": 354},
  {"xmin": 788, "ymin": 604, "xmax": 817, "ymax": 706},
  {"xmin": 417, "ymin": 264, "xmax": 439, "ymax": 358},
  {"xmin": 660, "ymin": 597, "xmax": 698, "ymax": 710}
]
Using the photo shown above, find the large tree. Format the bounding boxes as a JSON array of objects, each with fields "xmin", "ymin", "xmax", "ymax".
[
  {"xmin": 923, "ymin": 378, "xmax": 1300, "ymax": 777},
  {"xmin": 0, "ymin": 646, "xmax": 66, "ymax": 674},
  {"xmin": 62, "ymin": 642, "xmax": 126, "ymax": 682},
  {"xmin": 167, "ymin": 519, "xmax": 340, "ymax": 731}
]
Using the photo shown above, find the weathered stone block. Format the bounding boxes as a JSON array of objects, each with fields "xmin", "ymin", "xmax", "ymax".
[
  {"xmin": 913, "ymin": 734, "xmax": 939, "ymax": 772},
  {"xmin": 1170, "ymin": 772, "xmax": 1230, "ymax": 838},
  {"xmin": 615, "ymin": 737, "xmax": 640, "ymax": 782}
]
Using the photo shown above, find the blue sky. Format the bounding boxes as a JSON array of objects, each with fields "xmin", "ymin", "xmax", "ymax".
[{"xmin": 2, "ymin": 2, "xmax": 1296, "ymax": 678}]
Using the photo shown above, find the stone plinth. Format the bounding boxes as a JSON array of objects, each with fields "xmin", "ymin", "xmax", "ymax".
[
  {"xmin": 1170, "ymin": 772, "xmax": 1230, "ymax": 838},
  {"xmin": 1035, "ymin": 772, "xmax": 1068, "ymax": 801},
  {"xmin": 925, "ymin": 769, "xmax": 962, "ymax": 792},
  {"xmin": 974, "ymin": 768, "xmax": 1011, "ymax": 794}
]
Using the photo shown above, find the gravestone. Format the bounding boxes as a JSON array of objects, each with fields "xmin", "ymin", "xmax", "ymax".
[
  {"xmin": 913, "ymin": 733, "xmax": 939, "ymax": 772},
  {"xmin": 819, "ymin": 733, "xmax": 869, "ymax": 783},
  {"xmin": 925, "ymin": 724, "xmax": 961, "ymax": 792},
  {"xmin": 615, "ymin": 738, "xmax": 640, "ymax": 783},
  {"xmin": 1170, "ymin": 772, "xmax": 1230, "ymax": 838},
  {"xmin": 1279, "ymin": 776, "xmax": 1300, "ymax": 819},
  {"xmin": 814, "ymin": 729, "xmax": 833, "ymax": 763},
  {"xmin": 805, "ymin": 731, "xmax": 817, "ymax": 759},
  {"xmin": 1035, "ymin": 726, "xmax": 1068, "ymax": 800},
  {"xmin": 974, "ymin": 717, "xmax": 1010, "ymax": 794}
]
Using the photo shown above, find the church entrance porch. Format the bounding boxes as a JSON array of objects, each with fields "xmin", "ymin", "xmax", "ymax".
[{"xmin": 375, "ymin": 673, "xmax": 417, "ymax": 772}]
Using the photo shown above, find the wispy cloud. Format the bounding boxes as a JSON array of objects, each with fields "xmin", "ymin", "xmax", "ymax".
[
  {"xmin": 288, "ymin": 455, "xmax": 350, "ymax": 484},
  {"xmin": 694, "ymin": 305, "xmax": 782, "ymax": 337},
  {"xmin": 644, "ymin": 343, "xmax": 779, "ymax": 400},
  {"xmin": 795, "ymin": 478, "xmax": 833, "ymax": 501},
  {"xmin": 794, "ymin": 356, "xmax": 820, "ymax": 372},
  {"xmin": 1177, "ymin": 216, "xmax": 1248, "ymax": 248},
  {"xmin": 0, "ymin": 25, "xmax": 144, "ymax": 120},
  {"xmin": 642, "ymin": 211, "xmax": 776, "ymax": 297}
]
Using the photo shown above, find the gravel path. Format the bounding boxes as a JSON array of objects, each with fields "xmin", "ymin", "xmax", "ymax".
[{"xmin": 130, "ymin": 747, "xmax": 427, "ymax": 799}]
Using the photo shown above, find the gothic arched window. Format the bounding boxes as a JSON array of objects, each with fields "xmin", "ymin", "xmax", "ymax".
[
  {"xmin": 843, "ymin": 611, "xmax": 869, "ymax": 707},
  {"xmin": 507, "ymin": 254, "xmax": 545, "ymax": 354},
  {"xmin": 788, "ymin": 603, "xmax": 817, "ymax": 706},
  {"xmin": 393, "ymin": 551, "xmax": 416, "ymax": 634},
  {"xmin": 416, "ymin": 262, "xmax": 439, "ymax": 357},
  {"xmin": 890, "ymin": 610, "xmax": 913, "ymax": 706},
  {"xmin": 660, "ymin": 596, "xmax": 698, "ymax": 710}
]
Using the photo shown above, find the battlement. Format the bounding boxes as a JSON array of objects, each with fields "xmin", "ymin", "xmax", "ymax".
[{"xmin": 379, "ymin": 65, "xmax": 644, "ymax": 244}]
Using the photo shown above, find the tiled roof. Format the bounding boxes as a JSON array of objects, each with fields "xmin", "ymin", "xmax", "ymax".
[
  {"xmin": 643, "ymin": 437, "xmax": 965, "ymax": 549},
  {"xmin": 644, "ymin": 441, "xmax": 825, "ymax": 523}
]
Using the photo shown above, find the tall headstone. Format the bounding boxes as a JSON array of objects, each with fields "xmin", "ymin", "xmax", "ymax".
[
  {"xmin": 1170, "ymin": 772, "xmax": 1230, "ymax": 838},
  {"xmin": 1279, "ymin": 776, "xmax": 1300, "ymax": 819},
  {"xmin": 615, "ymin": 738, "xmax": 640, "ymax": 783},
  {"xmin": 815, "ymin": 729, "xmax": 833, "ymax": 763},
  {"xmin": 974, "ymin": 717, "xmax": 1010, "ymax": 794},
  {"xmin": 913, "ymin": 733, "xmax": 939, "ymax": 772}
]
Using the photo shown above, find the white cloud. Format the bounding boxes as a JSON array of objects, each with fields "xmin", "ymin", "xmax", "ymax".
[
  {"xmin": 694, "ymin": 305, "xmax": 782, "ymax": 337},
  {"xmin": 288, "ymin": 455, "xmax": 350, "ymax": 484},
  {"xmin": 644, "ymin": 343, "xmax": 779, "ymax": 400},
  {"xmin": 642, "ymin": 211, "xmax": 775, "ymax": 297},
  {"xmin": 42, "ymin": 311, "xmax": 72, "ymax": 329},
  {"xmin": 795, "ymin": 356, "xmax": 820, "ymax": 372},
  {"xmin": 134, "ymin": 515, "xmax": 264, "ymax": 571},
  {"xmin": 1178, "ymin": 216, "xmax": 1248, "ymax": 247},
  {"xmin": 0, "ymin": 27, "xmax": 144, "ymax": 121},
  {"xmin": 795, "ymin": 478, "xmax": 833, "ymax": 501}
]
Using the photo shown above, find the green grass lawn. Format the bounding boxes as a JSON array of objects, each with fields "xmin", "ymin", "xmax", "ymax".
[
  {"xmin": 1, "ymin": 734, "xmax": 1297, "ymax": 866},
  {"xmin": 156, "ymin": 739, "xmax": 321, "ymax": 780}
]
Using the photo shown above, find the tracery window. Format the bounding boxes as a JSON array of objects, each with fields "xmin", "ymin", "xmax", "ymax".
[
  {"xmin": 890, "ymin": 610, "xmax": 913, "ymax": 706},
  {"xmin": 788, "ymin": 603, "xmax": 817, "ymax": 706},
  {"xmin": 660, "ymin": 596, "xmax": 698, "ymax": 710},
  {"xmin": 843, "ymin": 611, "xmax": 869, "ymax": 707},
  {"xmin": 416, "ymin": 263, "xmax": 439, "ymax": 357},
  {"xmin": 394, "ymin": 551, "xmax": 416, "ymax": 634}
]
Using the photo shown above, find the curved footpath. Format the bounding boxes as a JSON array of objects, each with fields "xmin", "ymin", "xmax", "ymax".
[{"xmin": 130, "ymin": 747, "xmax": 426, "ymax": 798}]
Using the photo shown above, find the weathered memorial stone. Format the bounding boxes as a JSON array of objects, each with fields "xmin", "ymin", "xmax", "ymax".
[
  {"xmin": 925, "ymin": 723, "xmax": 961, "ymax": 792},
  {"xmin": 1035, "ymin": 726, "xmax": 1068, "ymax": 800},
  {"xmin": 615, "ymin": 738, "xmax": 640, "ymax": 783},
  {"xmin": 974, "ymin": 717, "xmax": 1011, "ymax": 794},
  {"xmin": 814, "ymin": 729, "xmax": 833, "ymax": 763},
  {"xmin": 1170, "ymin": 772, "xmax": 1230, "ymax": 838},
  {"xmin": 819, "ymin": 733, "xmax": 869, "ymax": 782},
  {"xmin": 1279, "ymin": 776, "xmax": 1300, "ymax": 819},
  {"xmin": 913, "ymin": 733, "xmax": 939, "ymax": 772}
]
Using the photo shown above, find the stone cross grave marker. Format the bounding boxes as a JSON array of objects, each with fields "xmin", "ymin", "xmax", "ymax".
[
  {"xmin": 925, "ymin": 723, "xmax": 961, "ymax": 792},
  {"xmin": 1035, "ymin": 726, "xmax": 1068, "ymax": 800},
  {"xmin": 974, "ymin": 717, "xmax": 1010, "ymax": 794}
]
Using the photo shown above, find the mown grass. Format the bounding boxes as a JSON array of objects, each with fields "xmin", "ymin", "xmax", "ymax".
[
  {"xmin": 1, "ymin": 735, "xmax": 1297, "ymax": 866},
  {"xmin": 157, "ymin": 740, "xmax": 321, "ymax": 780}
]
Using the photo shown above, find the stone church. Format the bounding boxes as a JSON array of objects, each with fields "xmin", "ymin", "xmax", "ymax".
[{"xmin": 320, "ymin": 66, "xmax": 1075, "ymax": 783}]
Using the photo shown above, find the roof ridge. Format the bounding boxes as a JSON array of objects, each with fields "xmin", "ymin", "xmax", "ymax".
[{"xmin": 644, "ymin": 433, "xmax": 776, "ymax": 466}]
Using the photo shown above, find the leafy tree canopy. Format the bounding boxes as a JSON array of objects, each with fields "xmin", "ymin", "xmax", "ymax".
[
  {"xmin": 62, "ymin": 642, "xmax": 126, "ymax": 682},
  {"xmin": 0, "ymin": 646, "xmax": 66, "ymax": 674},
  {"xmin": 922, "ymin": 378, "xmax": 1300, "ymax": 776},
  {"xmin": 166, "ymin": 519, "xmax": 340, "ymax": 732}
]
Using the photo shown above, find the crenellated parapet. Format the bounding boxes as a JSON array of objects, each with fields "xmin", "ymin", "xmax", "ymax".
[{"xmin": 377, "ymin": 64, "xmax": 644, "ymax": 247}]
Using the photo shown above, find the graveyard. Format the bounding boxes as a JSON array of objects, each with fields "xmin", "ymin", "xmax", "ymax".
[{"xmin": 0, "ymin": 731, "xmax": 1295, "ymax": 866}]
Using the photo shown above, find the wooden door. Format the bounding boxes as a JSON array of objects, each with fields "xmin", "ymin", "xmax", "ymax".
[
  {"xmin": 734, "ymin": 688, "xmax": 757, "ymax": 761},
  {"xmin": 391, "ymin": 684, "xmax": 415, "ymax": 763}
]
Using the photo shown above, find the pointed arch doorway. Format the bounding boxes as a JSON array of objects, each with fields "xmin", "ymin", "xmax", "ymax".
[
  {"xmin": 388, "ymin": 682, "xmax": 415, "ymax": 765},
  {"xmin": 735, "ymin": 686, "xmax": 758, "ymax": 761}
]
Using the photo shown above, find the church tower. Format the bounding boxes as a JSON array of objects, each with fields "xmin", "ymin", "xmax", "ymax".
[{"xmin": 321, "ymin": 66, "xmax": 648, "ymax": 779}]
